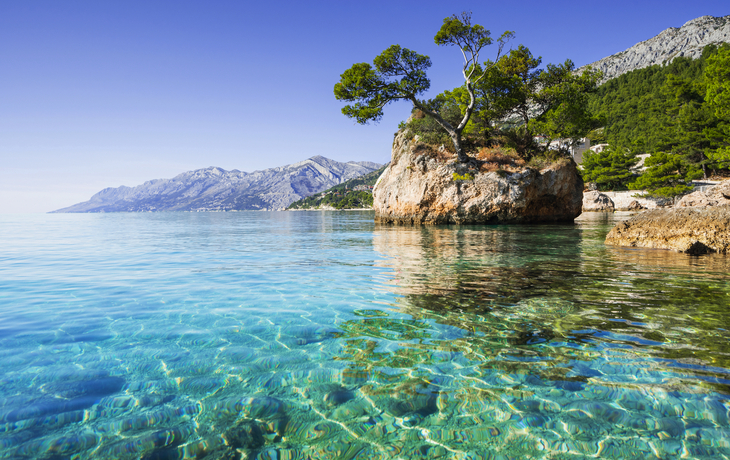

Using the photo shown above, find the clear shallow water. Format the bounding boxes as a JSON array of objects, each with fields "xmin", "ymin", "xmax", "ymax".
[{"xmin": 1, "ymin": 211, "xmax": 729, "ymax": 459}]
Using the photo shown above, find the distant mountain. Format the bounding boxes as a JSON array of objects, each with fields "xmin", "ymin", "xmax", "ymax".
[
  {"xmin": 287, "ymin": 164, "xmax": 388, "ymax": 210},
  {"xmin": 583, "ymin": 15, "xmax": 730, "ymax": 81},
  {"xmin": 53, "ymin": 156, "xmax": 383, "ymax": 212}
]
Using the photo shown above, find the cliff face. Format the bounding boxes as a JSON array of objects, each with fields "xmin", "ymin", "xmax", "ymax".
[
  {"xmin": 372, "ymin": 131, "xmax": 583, "ymax": 225},
  {"xmin": 53, "ymin": 156, "xmax": 382, "ymax": 213},
  {"xmin": 583, "ymin": 15, "xmax": 730, "ymax": 81}
]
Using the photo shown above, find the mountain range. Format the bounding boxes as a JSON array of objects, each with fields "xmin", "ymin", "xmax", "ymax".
[
  {"xmin": 583, "ymin": 15, "xmax": 730, "ymax": 81},
  {"xmin": 53, "ymin": 156, "xmax": 382, "ymax": 212}
]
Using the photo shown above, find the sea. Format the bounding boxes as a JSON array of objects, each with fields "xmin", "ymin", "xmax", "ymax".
[{"xmin": 1, "ymin": 211, "xmax": 729, "ymax": 459}]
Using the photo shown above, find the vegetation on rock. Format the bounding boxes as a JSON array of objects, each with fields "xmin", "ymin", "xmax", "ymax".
[{"xmin": 335, "ymin": 12, "xmax": 600, "ymax": 164}]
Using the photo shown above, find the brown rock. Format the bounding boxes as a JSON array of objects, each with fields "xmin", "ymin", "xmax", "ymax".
[
  {"xmin": 627, "ymin": 200, "xmax": 644, "ymax": 211},
  {"xmin": 372, "ymin": 131, "xmax": 583, "ymax": 224},
  {"xmin": 582, "ymin": 191, "xmax": 615, "ymax": 212},
  {"xmin": 605, "ymin": 206, "xmax": 730, "ymax": 254}
]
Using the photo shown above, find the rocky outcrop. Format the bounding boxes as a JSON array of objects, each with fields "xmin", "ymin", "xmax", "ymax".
[
  {"xmin": 582, "ymin": 15, "xmax": 730, "ymax": 81},
  {"xmin": 582, "ymin": 191, "xmax": 615, "ymax": 212},
  {"xmin": 627, "ymin": 200, "xmax": 645, "ymax": 211},
  {"xmin": 53, "ymin": 156, "xmax": 382, "ymax": 212},
  {"xmin": 605, "ymin": 206, "xmax": 730, "ymax": 254},
  {"xmin": 372, "ymin": 132, "xmax": 583, "ymax": 224},
  {"xmin": 602, "ymin": 191, "xmax": 671, "ymax": 210},
  {"xmin": 676, "ymin": 180, "xmax": 730, "ymax": 207}
]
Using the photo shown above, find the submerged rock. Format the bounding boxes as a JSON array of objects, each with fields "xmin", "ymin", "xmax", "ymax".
[
  {"xmin": 582, "ymin": 191, "xmax": 615, "ymax": 212},
  {"xmin": 372, "ymin": 131, "xmax": 583, "ymax": 224},
  {"xmin": 605, "ymin": 206, "xmax": 730, "ymax": 254}
]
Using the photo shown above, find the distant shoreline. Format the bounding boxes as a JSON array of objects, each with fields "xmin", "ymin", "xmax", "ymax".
[{"xmin": 287, "ymin": 208, "xmax": 374, "ymax": 212}]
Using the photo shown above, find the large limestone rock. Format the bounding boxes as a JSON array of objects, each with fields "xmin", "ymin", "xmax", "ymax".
[
  {"xmin": 676, "ymin": 180, "xmax": 730, "ymax": 208},
  {"xmin": 372, "ymin": 131, "xmax": 583, "ymax": 224},
  {"xmin": 582, "ymin": 191, "xmax": 615, "ymax": 212},
  {"xmin": 605, "ymin": 206, "xmax": 730, "ymax": 254}
]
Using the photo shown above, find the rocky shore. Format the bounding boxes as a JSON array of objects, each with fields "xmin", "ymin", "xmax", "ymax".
[
  {"xmin": 605, "ymin": 206, "xmax": 730, "ymax": 254},
  {"xmin": 372, "ymin": 131, "xmax": 583, "ymax": 225}
]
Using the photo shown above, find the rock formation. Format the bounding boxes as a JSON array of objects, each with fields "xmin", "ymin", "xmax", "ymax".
[
  {"xmin": 53, "ymin": 156, "xmax": 382, "ymax": 213},
  {"xmin": 582, "ymin": 15, "xmax": 730, "ymax": 81},
  {"xmin": 626, "ymin": 200, "xmax": 645, "ymax": 211},
  {"xmin": 605, "ymin": 206, "xmax": 730, "ymax": 254},
  {"xmin": 582, "ymin": 191, "xmax": 615, "ymax": 212},
  {"xmin": 676, "ymin": 180, "xmax": 730, "ymax": 208},
  {"xmin": 372, "ymin": 131, "xmax": 583, "ymax": 224}
]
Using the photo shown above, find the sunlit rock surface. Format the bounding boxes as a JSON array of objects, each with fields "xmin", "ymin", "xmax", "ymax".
[
  {"xmin": 372, "ymin": 131, "xmax": 583, "ymax": 224},
  {"xmin": 583, "ymin": 191, "xmax": 615, "ymax": 212},
  {"xmin": 605, "ymin": 206, "xmax": 730, "ymax": 254},
  {"xmin": 676, "ymin": 180, "xmax": 730, "ymax": 208}
]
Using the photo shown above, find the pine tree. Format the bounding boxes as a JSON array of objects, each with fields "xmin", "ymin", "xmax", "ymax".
[{"xmin": 581, "ymin": 146, "xmax": 638, "ymax": 191}]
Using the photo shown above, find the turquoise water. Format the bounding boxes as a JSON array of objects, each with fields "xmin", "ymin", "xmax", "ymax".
[{"xmin": 1, "ymin": 211, "xmax": 730, "ymax": 459}]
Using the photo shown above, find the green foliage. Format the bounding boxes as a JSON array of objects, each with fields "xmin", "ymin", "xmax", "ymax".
[
  {"xmin": 400, "ymin": 45, "xmax": 601, "ymax": 159},
  {"xmin": 452, "ymin": 172, "xmax": 474, "ymax": 181},
  {"xmin": 704, "ymin": 46, "xmax": 730, "ymax": 168},
  {"xmin": 581, "ymin": 146, "xmax": 638, "ymax": 191},
  {"xmin": 583, "ymin": 44, "xmax": 730, "ymax": 193},
  {"xmin": 586, "ymin": 127, "xmax": 607, "ymax": 144},
  {"xmin": 287, "ymin": 166, "xmax": 387, "ymax": 210},
  {"xmin": 629, "ymin": 152, "xmax": 695, "ymax": 197},
  {"xmin": 435, "ymin": 13, "xmax": 493, "ymax": 48},
  {"xmin": 484, "ymin": 46, "xmax": 602, "ymax": 158},
  {"xmin": 334, "ymin": 45, "xmax": 432, "ymax": 124},
  {"xmin": 336, "ymin": 12, "xmax": 513, "ymax": 163},
  {"xmin": 705, "ymin": 46, "xmax": 730, "ymax": 119}
]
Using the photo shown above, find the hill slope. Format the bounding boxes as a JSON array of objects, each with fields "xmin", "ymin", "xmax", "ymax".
[
  {"xmin": 583, "ymin": 15, "xmax": 730, "ymax": 81},
  {"xmin": 53, "ymin": 156, "xmax": 382, "ymax": 212},
  {"xmin": 287, "ymin": 165, "xmax": 388, "ymax": 210}
]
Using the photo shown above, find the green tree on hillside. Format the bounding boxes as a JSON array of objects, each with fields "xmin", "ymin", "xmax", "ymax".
[
  {"xmin": 581, "ymin": 146, "xmax": 638, "ymax": 191},
  {"xmin": 629, "ymin": 151, "xmax": 695, "ymax": 197},
  {"xmin": 334, "ymin": 12, "xmax": 514, "ymax": 164},
  {"xmin": 705, "ymin": 46, "xmax": 730, "ymax": 169}
]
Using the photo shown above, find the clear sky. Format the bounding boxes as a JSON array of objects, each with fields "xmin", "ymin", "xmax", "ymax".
[{"xmin": 1, "ymin": 0, "xmax": 727, "ymax": 213}]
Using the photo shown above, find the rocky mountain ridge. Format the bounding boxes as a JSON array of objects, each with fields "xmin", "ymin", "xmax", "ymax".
[
  {"xmin": 53, "ymin": 156, "xmax": 382, "ymax": 212},
  {"xmin": 583, "ymin": 15, "xmax": 730, "ymax": 81}
]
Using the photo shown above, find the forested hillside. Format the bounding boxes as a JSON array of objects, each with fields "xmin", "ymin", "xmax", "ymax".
[
  {"xmin": 583, "ymin": 44, "xmax": 730, "ymax": 196},
  {"xmin": 287, "ymin": 165, "xmax": 388, "ymax": 210}
]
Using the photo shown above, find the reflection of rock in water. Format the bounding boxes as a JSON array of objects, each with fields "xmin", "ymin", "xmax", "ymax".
[{"xmin": 372, "ymin": 223, "xmax": 586, "ymax": 306}]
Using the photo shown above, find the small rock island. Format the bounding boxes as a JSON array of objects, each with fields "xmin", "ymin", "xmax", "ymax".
[{"xmin": 373, "ymin": 131, "xmax": 583, "ymax": 224}]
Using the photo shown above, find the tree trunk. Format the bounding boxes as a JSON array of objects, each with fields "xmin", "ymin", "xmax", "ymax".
[
  {"xmin": 410, "ymin": 97, "xmax": 471, "ymax": 163},
  {"xmin": 451, "ymin": 132, "xmax": 470, "ymax": 163}
]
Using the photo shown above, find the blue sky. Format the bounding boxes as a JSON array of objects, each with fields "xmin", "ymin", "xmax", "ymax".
[{"xmin": 1, "ymin": 0, "xmax": 727, "ymax": 212}]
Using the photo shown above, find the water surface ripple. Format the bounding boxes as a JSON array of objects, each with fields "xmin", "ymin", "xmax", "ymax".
[{"xmin": 1, "ymin": 211, "xmax": 729, "ymax": 459}]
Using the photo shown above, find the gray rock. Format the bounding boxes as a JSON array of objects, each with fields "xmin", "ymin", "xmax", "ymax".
[
  {"xmin": 52, "ymin": 156, "xmax": 382, "ymax": 212},
  {"xmin": 676, "ymin": 180, "xmax": 730, "ymax": 208},
  {"xmin": 582, "ymin": 191, "xmax": 615, "ymax": 212},
  {"xmin": 581, "ymin": 15, "xmax": 730, "ymax": 82}
]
